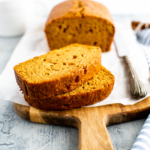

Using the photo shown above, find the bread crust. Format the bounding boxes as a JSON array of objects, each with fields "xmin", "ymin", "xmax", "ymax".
[
  {"xmin": 45, "ymin": 0, "xmax": 114, "ymax": 26},
  {"xmin": 24, "ymin": 67, "xmax": 115, "ymax": 111},
  {"xmin": 45, "ymin": 0, "xmax": 115, "ymax": 51},
  {"xmin": 24, "ymin": 77, "xmax": 114, "ymax": 111},
  {"xmin": 14, "ymin": 50, "xmax": 101, "ymax": 99}
]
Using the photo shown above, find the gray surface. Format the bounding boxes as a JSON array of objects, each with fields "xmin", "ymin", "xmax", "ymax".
[
  {"xmin": 0, "ymin": 15, "xmax": 149, "ymax": 150},
  {"xmin": 0, "ymin": 37, "xmax": 79, "ymax": 150}
]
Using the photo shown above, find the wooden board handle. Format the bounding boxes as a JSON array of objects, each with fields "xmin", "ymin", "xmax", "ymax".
[
  {"xmin": 13, "ymin": 103, "xmax": 114, "ymax": 149},
  {"xmin": 77, "ymin": 108, "xmax": 114, "ymax": 150},
  {"xmin": 13, "ymin": 97, "xmax": 150, "ymax": 150}
]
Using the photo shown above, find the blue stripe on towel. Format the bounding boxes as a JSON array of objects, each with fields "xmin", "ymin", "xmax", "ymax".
[
  {"xmin": 131, "ymin": 28, "xmax": 150, "ymax": 150},
  {"xmin": 136, "ymin": 29, "xmax": 150, "ymax": 69},
  {"xmin": 138, "ymin": 129, "xmax": 150, "ymax": 140},
  {"xmin": 132, "ymin": 144, "xmax": 149, "ymax": 150},
  {"xmin": 136, "ymin": 29, "xmax": 150, "ymax": 45},
  {"xmin": 142, "ymin": 125, "xmax": 150, "ymax": 131},
  {"xmin": 131, "ymin": 115, "xmax": 150, "ymax": 150},
  {"xmin": 135, "ymin": 136, "xmax": 150, "ymax": 147},
  {"xmin": 143, "ymin": 48, "xmax": 150, "ymax": 68}
]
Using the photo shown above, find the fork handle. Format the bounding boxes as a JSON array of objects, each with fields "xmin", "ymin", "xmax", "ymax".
[{"xmin": 124, "ymin": 56, "xmax": 147, "ymax": 98}]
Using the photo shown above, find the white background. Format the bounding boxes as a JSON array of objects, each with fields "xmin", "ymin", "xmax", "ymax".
[{"xmin": 37, "ymin": 0, "xmax": 150, "ymax": 15}]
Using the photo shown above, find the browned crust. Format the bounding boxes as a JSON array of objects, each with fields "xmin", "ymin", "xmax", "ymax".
[
  {"xmin": 14, "ymin": 54, "xmax": 101, "ymax": 99},
  {"xmin": 24, "ymin": 76, "xmax": 115, "ymax": 111},
  {"xmin": 44, "ymin": 0, "xmax": 115, "ymax": 51},
  {"xmin": 45, "ymin": 0, "xmax": 114, "ymax": 27}
]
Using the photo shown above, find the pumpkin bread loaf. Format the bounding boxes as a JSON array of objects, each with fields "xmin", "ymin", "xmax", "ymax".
[
  {"xmin": 24, "ymin": 66, "xmax": 115, "ymax": 110},
  {"xmin": 14, "ymin": 44, "xmax": 101, "ymax": 99},
  {"xmin": 45, "ymin": 0, "xmax": 115, "ymax": 52}
]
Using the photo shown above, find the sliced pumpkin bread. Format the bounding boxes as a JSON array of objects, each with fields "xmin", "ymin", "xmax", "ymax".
[
  {"xmin": 14, "ymin": 44, "xmax": 101, "ymax": 99},
  {"xmin": 24, "ymin": 66, "xmax": 115, "ymax": 110}
]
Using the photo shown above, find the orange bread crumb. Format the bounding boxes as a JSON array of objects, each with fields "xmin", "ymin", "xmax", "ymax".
[
  {"xmin": 14, "ymin": 44, "xmax": 101, "ymax": 99},
  {"xmin": 24, "ymin": 66, "xmax": 115, "ymax": 110}
]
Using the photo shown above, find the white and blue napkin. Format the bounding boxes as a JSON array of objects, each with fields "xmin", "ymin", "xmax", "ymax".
[
  {"xmin": 131, "ymin": 114, "xmax": 150, "ymax": 150},
  {"xmin": 131, "ymin": 28, "xmax": 150, "ymax": 150}
]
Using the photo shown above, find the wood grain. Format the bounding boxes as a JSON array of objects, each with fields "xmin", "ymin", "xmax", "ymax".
[
  {"xmin": 131, "ymin": 21, "xmax": 150, "ymax": 30},
  {"xmin": 13, "ymin": 96, "xmax": 150, "ymax": 150}
]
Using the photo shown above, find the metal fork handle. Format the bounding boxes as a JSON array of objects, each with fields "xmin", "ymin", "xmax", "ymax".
[{"xmin": 124, "ymin": 56, "xmax": 147, "ymax": 98}]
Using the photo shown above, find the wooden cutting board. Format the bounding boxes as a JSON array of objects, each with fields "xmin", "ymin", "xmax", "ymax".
[{"xmin": 13, "ymin": 97, "xmax": 150, "ymax": 150}]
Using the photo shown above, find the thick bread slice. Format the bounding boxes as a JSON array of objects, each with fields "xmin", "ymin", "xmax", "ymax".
[
  {"xmin": 24, "ymin": 66, "xmax": 115, "ymax": 110},
  {"xmin": 45, "ymin": 0, "xmax": 115, "ymax": 52},
  {"xmin": 14, "ymin": 44, "xmax": 101, "ymax": 99}
]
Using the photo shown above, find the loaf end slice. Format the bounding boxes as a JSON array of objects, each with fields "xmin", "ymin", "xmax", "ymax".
[
  {"xmin": 24, "ymin": 66, "xmax": 115, "ymax": 110},
  {"xmin": 14, "ymin": 44, "xmax": 101, "ymax": 99},
  {"xmin": 45, "ymin": 0, "xmax": 115, "ymax": 52}
]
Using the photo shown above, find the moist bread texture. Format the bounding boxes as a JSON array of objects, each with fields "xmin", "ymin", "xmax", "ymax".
[
  {"xmin": 24, "ymin": 66, "xmax": 115, "ymax": 110},
  {"xmin": 45, "ymin": 0, "xmax": 115, "ymax": 52},
  {"xmin": 14, "ymin": 44, "xmax": 101, "ymax": 99}
]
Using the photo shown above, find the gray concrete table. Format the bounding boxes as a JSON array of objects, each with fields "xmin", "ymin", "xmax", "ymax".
[{"xmin": 0, "ymin": 15, "xmax": 149, "ymax": 150}]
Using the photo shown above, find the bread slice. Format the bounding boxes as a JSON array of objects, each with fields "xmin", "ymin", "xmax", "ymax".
[
  {"xmin": 45, "ymin": 0, "xmax": 115, "ymax": 52},
  {"xmin": 24, "ymin": 66, "xmax": 115, "ymax": 110},
  {"xmin": 14, "ymin": 44, "xmax": 101, "ymax": 99}
]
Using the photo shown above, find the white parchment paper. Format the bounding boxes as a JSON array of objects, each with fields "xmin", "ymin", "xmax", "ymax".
[{"xmin": 0, "ymin": 18, "xmax": 150, "ymax": 107}]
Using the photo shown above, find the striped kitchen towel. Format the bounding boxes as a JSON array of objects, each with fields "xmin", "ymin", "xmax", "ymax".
[
  {"xmin": 131, "ymin": 28, "xmax": 150, "ymax": 150},
  {"xmin": 131, "ymin": 114, "xmax": 150, "ymax": 150},
  {"xmin": 135, "ymin": 28, "xmax": 150, "ymax": 71},
  {"xmin": 139, "ymin": 43, "xmax": 150, "ymax": 71},
  {"xmin": 136, "ymin": 28, "xmax": 150, "ymax": 46}
]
